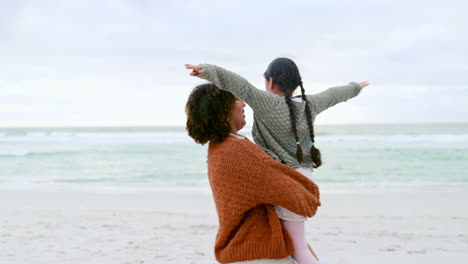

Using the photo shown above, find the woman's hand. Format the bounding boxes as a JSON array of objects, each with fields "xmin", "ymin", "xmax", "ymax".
[
  {"xmin": 359, "ymin": 81, "xmax": 370, "ymax": 88},
  {"xmin": 185, "ymin": 64, "xmax": 204, "ymax": 76}
]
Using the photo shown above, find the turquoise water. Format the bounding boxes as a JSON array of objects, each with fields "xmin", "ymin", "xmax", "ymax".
[{"xmin": 1, "ymin": 124, "xmax": 467, "ymax": 188}]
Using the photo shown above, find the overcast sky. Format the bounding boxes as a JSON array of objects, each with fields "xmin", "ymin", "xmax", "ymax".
[{"xmin": 1, "ymin": 0, "xmax": 467, "ymax": 127}]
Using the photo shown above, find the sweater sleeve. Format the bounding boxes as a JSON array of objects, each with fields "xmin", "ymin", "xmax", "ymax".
[
  {"xmin": 209, "ymin": 141, "xmax": 320, "ymax": 218},
  {"xmin": 307, "ymin": 82, "xmax": 363, "ymax": 115},
  {"xmin": 255, "ymin": 157, "xmax": 321, "ymax": 217},
  {"xmin": 197, "ymin": 64, "xmax": 280, "ymax": 116}
]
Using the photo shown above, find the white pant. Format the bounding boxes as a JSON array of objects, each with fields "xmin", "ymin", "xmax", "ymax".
[{"xmin": 274, "ymin": 167, "xmax": 313, "ymax": 222}]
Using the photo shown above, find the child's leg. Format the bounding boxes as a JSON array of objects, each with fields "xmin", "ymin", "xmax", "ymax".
[
  {"xmin": 282, "ymin": 220, "xmax": 319, "ymax": 264},
  {"xmin": 277, "ymin": 167, "xmax": 320, "ymax": 264}
]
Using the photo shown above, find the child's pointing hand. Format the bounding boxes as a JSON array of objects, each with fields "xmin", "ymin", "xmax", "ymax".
[{"xmin": 185, "ymin": 64, "xmax": 204, "ymax": 76}]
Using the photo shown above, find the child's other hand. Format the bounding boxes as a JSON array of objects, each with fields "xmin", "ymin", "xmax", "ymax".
[
  {"xmin": 185, "ymin": 64, "xmax": 204, "ymax": 76},
  {"xmin": 359, "ymin": 81, "xmax": 370, "ymax": 88}
]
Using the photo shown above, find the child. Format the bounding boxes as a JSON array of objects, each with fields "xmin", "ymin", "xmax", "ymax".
[{"xmin": 185, "ymin": 58, "xmax": 369, "ymax": 264}]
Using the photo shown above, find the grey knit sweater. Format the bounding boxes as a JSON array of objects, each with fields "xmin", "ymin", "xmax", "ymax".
[{"xmin": 198, "ymin": 64, "xmax": 364, "ymax": 169}]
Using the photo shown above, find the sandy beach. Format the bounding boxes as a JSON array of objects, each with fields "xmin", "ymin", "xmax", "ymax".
[{"xmin": 1, "ymin": 184, "xmax": 467, "ymax": 264}]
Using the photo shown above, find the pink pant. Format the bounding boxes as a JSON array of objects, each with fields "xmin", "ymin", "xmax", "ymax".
[{"xmin": 275, "ymin": 167, "xmax": 320, "ymax": 264}]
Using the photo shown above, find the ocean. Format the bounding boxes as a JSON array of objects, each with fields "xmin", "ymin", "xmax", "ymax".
[{"xmin": 1, "ymin": 124, "xmax": 467, "ymax": 190}]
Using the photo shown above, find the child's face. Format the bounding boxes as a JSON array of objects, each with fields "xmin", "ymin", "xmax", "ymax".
[
  {"xmin": 264, "ymin": 78, "xmax": 285, "ymax": 97},
  {"xmin": 265, "ymin": 77, "xmax": 273, "ymax": 92}
]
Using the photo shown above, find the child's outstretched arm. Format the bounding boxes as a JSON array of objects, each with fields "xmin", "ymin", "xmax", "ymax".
[
  {"xmin": 307, "ymin": 81, "xmax": 370, "ymax": 115},
  {"xmin": 185, "ymin": 64, "xmax": 280, "ymax": 116}
]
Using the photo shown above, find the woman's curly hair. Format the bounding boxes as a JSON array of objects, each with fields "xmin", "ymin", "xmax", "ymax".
[{"xmin": 185, "ymin": 83, "xmax": 236, "ymax": 144}]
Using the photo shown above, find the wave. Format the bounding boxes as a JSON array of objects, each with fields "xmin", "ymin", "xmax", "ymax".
[
  {"xmin": 1, "ymin": 131, "xmax": 28, "ymax": 137},
  {"xmin": 1, "ymin": 130, "xmax": 468, "ymax": 144},
  {"xmin": 0, "ymin": 151, "xmax": 31, "ymax": 157},
  {"xmin": 317, "ymin": 134, "xmax": 468, "ymax": 143},
  {"xmin": 0, "ymin": 131, "xmax": 193, "ymax": 144},
  {"xmin": 0, "ymin": 150, "xmax": 83, "ymax": 157},
  {"xmin": 1, "ymin": 179, "xmax": 467, "ymax": 192}
]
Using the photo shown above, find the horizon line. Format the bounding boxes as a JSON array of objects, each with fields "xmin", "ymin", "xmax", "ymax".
[{"xmin": 1, "ymin": 121, "xmax": 467, "ymax": 129}]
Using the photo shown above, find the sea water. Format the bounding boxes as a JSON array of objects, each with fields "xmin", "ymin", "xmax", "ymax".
[{"xmin": 1, "ymin": 124, "xmax": 467, "ymax": 190}]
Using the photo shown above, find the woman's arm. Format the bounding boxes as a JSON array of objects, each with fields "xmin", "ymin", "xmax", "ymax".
[
  {"xmin": 307, "ymin": 82, "xmax": 369, "ymax": 115},
  {"xmin": 256, "ymin": 157, "xmax": 321, "ymax": 217},
  {"xmin": 185, "ymin": 64, "xmax": 280, "ymax": 116},
  {"xmin": 210, "ymin": 141, "xmax": 320, "ymax": 217}
]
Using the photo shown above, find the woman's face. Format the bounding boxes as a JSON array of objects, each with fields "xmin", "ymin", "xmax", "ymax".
[{"xmin": 230, "ymin": 98, "xmax": 246, "ymax": 133}]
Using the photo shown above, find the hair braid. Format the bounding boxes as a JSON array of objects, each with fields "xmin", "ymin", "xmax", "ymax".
[
  {"xmin": 284, "ymin": 89, "xmax": 304, "ymax": 163},
  {"xmin": 300, "ymin": 84, "xmax": 322, "ymax": 168}
]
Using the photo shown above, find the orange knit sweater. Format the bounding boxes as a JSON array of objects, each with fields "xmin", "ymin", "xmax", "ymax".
[{"xmin": 207, "ymin": 136, "xmax": 321, "ymax": 263}]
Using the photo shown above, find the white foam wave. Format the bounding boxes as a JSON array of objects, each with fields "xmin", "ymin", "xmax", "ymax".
[
  {"xmin": 1, "ymin": 179, "xmax": 467, "ymax": 192},
  {"xmin": 0, "ymin": 131, "xmax": 193, "ymax": 144},
  {"xmin": 1, "ymin": 130, "xmax": 468, "ymax": 144},
  {"xmin": 317, "ymin": 134, "xmax": 468, "ymax": 143},
  {"xmin": 0, "ymin": 151, "xmax": 31, "ymax": 157}
]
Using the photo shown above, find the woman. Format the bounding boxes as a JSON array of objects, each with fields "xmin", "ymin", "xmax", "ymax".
[{"xmin": 185, "ymin": 83, "xmax": 321, "ymax": 264}]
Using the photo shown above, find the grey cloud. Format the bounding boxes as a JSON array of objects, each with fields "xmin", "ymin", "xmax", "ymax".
[{"xmin": 1, "ymin": 0, "xmax": 467, "ymax": 125}]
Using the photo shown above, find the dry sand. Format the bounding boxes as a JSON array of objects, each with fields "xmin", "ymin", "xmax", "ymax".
[{"xmin": 1, "ymin": 184, "xmax": 467, "ymax": 263}]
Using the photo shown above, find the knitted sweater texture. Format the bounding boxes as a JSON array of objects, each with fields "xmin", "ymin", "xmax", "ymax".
[
  {"xmin": 198, "ymin": 64, "xmax": 364, "ymax": 169},
  {"xmin": 208, "ymin": 136, "xmax": 321, "ymax": 263}
]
